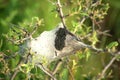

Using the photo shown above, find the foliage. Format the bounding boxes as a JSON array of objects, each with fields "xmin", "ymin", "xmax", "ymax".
[{"xmin": 0, "ymin": 0, "xmax": 120, "ymax": 80}]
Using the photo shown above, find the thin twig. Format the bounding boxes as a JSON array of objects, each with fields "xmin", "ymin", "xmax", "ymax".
[
  {"xmin": 31, "ymin": 26, "xmax": 38, "ymax": 36},
  {"xmin": 50, "ymin": 60, "xmax": 62, "ymax": 80},
  {"xmin": 92, "ymin": 19, "xmax": 95, "ymax": 33},
  {"xmin": 11, "ymin": 69, "xmax": 20, "ymax": 80},
  {"xmin": 73, "ymin": 17, "xmax": 86, "ymax": 33},
  {"xmin": 57, "ymin": 0, "xmax": 66, "ymax": 28},
  {"xmin": 67, "ymin": 65, "xmax": 75, "ymax": 80},
  {"xmin": 65, "ymin": 58, "xmax": 75, "ymax": 80},
  {"xmin": 10, "ymin": 60, "xmax": 22, "ymax": 80},
  {"xmin": 97, "ymin": 57, "xmax": 116, "ymax": 80},
  {"xmin": 81, "ymin": 33, "xmax": 92, "ymax": 40},
  {"xmin": 85, "ymin": 44, "xmax": 104, "ymax": 52},
  {"xmin": 37, "ymin": 64, "xmax": 57, "ymax": 80},
  {"xmin": 31, "ymin": 22, "xmax": 41, "ymax": 36},
  {"xmin": 10, "ymin": 51, "xmax": 31, "ymax": 80},
  {"xmin": 97, "ymin": 52, "xmax": 120, "ymax": 80},
  {"xmin": 52, "ymin": 60, "xmax": 62, "ymax": 75},
  {"xmin": 10, "ymin": 23, "xmax": 28, "ymax": 33}
]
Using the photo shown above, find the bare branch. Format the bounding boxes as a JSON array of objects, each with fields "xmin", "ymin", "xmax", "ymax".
[
  {"xmin": 56, "ymin": 0, "xmax": 66, "ymax": 28},
  {"xmin": 30, "ymin": 25, "xmax": 39, "ymax": 36},
  {"xmin": 52, "ymin": 60, "xmax": 62, "ymax": 75},
  {"xmin": 92, "ymin": 19, "xmax": 95, "ymax": 33},
  {"xmin": 97, "ymin": 52, "xmax": 120, "ymax": 80},
  {"xmin": 10, "ymin": 69, "xmax": 20, "ymax": 80},
  {"xmin": 37, "ymin": 64, "xmax": 57, "ymax": 80},
  {"xmin": 73, "ymin": 17, "xmax": 86, "ymax": 33},
  {"xmin": 10, "ymin": 51, "xmax": 31, "ymax": 80},
  {"xmin": 65, "ymin": 58, "xmax": 75, "ymax": 80}
]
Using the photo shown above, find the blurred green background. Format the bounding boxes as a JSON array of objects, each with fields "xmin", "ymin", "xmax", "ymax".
[{"xmin": 0, "ymin": 0, "xmax": 120, "ymax": 80}]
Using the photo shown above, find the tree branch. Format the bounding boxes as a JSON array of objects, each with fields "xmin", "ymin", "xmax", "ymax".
[
  {"xmin": 56, "ymin": 0, "xmax": 66, "ymax": 28},
  {"xmin": 52, "ymin": 60, "xmax": 62, "ymax": 75},
  {"xmin": 10, "ymin": 69, "xmax": 20, "ymax": 80},
  {"xmin": 97, "ymin": 52, "xmax": 120, "ymax": 80},
  {"xmin": 37, "ymin": 64, "xmax": 57, "ymax": 80}
]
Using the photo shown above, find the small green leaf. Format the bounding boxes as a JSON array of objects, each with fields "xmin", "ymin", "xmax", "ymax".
[
  {"xmin": 80, "ymin": 12, "xmax": 89, "ymax": 16},
  {"xmin": 86, "ymin": 51, "xmax": 91, "ymax": 61},
  {"xmin": 78, "ymin": 5, "xmax": 82, "ymax": 11},
  {"xmin": 78, "ymin": 53, "xmax": 85, "ymax": 59},
  {"xmin": 106, "ymin": 41, "xmax": 119, "ymax": 49},
  {"xmin": 90, "ymin": 31, "xmax": 99, "ymax": 46}
]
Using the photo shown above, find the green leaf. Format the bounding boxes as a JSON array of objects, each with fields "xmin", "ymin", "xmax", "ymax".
[
  {"xmin": 90, "ymin": 31, "xmax": 99, "ymax": 46},
  {"xmin": 78, "ymin": 5, "xmax": 82, "ymax": 11},
  {"xmin": 85, "ymin": 51, "xmax": 91, "ymax": 61},
  {"xmin": 78, "ymin": 53, "xmax": 85, "ymax": 59},
  {"xmin": 60, "ymin": 68, "xmax": 69, "ymax": 80},
  {"xmin": 80, "ymin": 12, "xmax": 89, "ymax": 16},
  {"xmin": 106, "ymin": 41, "xmax": 119, "ymax": 49}
]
